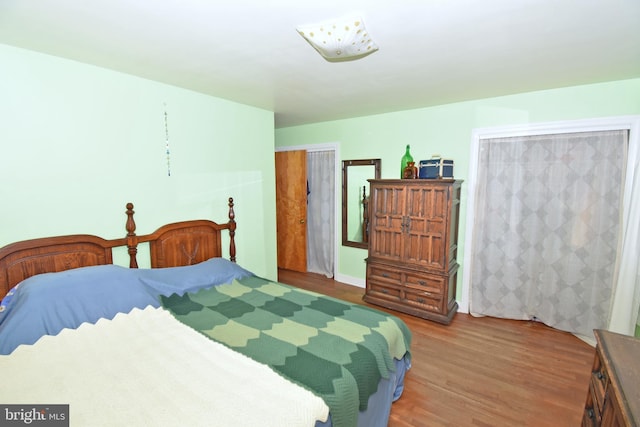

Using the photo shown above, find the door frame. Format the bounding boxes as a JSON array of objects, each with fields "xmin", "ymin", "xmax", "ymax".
[{"xmin": 275, "ymin": 142, "xmax": 341, "ymax": 280}]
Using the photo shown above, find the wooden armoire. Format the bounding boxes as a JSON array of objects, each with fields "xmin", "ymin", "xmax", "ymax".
[{"xmin": 364, "ymin": 179, "xmax": 462, "ymax": 324}]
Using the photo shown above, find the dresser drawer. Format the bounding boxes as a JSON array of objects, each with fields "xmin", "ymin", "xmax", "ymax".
[
  {"xmin": 584, "ymin": 381, "xmax": 601, "ymax": 426},
  {"xmin": 367, "ymin": 280, "xmax": 403, "ymax": 301},
  {"xmin": 581, "ymin": 405, "xmax": 598, "ymax": 427},
  {"xmin": 404, "ymin": 288, "xmax": 443, "ymax": 313},
  {"xmin": 405, "ymin": 272, "xmax": 445, "ymax": 296},
  {"xmin": 368, "ymin": 265, "xmax": 402, "ymax": 283},
  {"xmin": 590, "ymin": 352, "xmax": 607, "ymax": 417}
]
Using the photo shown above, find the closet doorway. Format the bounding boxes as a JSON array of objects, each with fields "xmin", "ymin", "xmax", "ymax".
[
  {"xmin": 462, "ymin": 116, "xmax": 640, "ymax": 338},
  {"xmin": 275, "ymin": 143, "xmax": 340, "ymax": 278}
]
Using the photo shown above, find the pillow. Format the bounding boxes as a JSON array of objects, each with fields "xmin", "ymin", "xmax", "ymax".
[
  {"xmin": 0, "ymin": 258, "xmax": 254, "ymax": 355},
  {"xmin": 137, "ymin": 257, "xmax": 253, "ymax": 296},
  {"xmin": 0, "ymin": 265, "xmax": 159, "ymax": 355}
]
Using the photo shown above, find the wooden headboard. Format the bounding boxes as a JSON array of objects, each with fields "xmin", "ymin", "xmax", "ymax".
[{"xmin": 0, "ymin": 198, "xmax": 237, "ymax": 298}]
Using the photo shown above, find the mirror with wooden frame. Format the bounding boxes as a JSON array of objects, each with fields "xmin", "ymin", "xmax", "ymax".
[{"xmin": 342, "ymin": 159, "xmax": 381, "ymax": 249}]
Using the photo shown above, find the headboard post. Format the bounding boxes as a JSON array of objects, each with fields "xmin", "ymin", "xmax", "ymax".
[
  {"xmin": 228, "ymin": 197, "xmax": 237, "ymax": 263},
  {"xmin": 125, "ymin": 203, "xmax": 139, "ymax": 268}
]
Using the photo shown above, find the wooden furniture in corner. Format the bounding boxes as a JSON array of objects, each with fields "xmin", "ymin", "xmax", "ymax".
[
  {"xmin": 364, "ymin": 179, "xmax": 462, "ymax": 324},
  {"xmin": 582, "ymin": 329, "xmax": 640, "ymax": 427}
]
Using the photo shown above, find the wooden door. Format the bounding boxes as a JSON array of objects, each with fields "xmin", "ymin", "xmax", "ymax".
[
  {"xmin": 275, "ymin": 150, "xmax": 307, "ymax": 272},
  {"xmin": 405, "ymin": 184, "xmax": 449, "ymax": 270},
  {"xmin": 369, "ymin": 181, "xmax": 407, "ymax": 262}
]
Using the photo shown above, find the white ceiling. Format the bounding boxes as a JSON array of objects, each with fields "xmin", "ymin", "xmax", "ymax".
[{"xmin": 1, "ymin": 0, "xmax": 639, "ymax": 128}]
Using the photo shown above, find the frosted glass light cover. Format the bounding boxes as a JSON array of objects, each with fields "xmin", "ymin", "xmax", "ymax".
[{"xmin": 296, "ymin": 16, "xmax": 378, "ymax": 61}]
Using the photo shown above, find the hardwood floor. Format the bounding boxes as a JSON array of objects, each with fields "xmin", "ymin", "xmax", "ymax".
[{"xmin": 278, "ymin": 269, "xmax": 595, "ymax": 427}]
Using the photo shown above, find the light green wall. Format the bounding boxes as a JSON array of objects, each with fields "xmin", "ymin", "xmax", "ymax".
[
  {"xmin": 3, "ymin": 42, "xmax": 639, "ymax": 303},
  {"xmin": 275, "ymin": 78, "xmax": 640, "ymax": 299},
  {"xmin": 0, "ymin": 44, "xmax": 278, "ymax": 280}
]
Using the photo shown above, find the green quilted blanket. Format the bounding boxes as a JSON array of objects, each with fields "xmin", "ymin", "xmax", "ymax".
[{"xmin": 160, "ymin": 275, "xmax": 412, "ymax": 427}]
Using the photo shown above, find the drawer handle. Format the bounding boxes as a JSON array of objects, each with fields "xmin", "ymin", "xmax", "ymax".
[
  {"xmin": 382, "ymin": 273, "xmax": 389, "ymax": 278},
  {"xmin": 586, "ymin": 408, "xmax": 594, "ymax": 419},
  {"xmin": 418, "ymin": 280, "xmax": 426, "ymax": 285},
  {"xmin": 417, "ymin": 298, "xmax": 425, "ymax": 303},
  {"xmin": 381, "ymin": 289, "xmax": 389, "ymax": 294}
]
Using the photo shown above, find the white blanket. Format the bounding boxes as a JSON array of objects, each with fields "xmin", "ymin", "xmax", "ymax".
[{"xmin": 0, "ymin": 306, "xmax": 329, "ymax": 426}]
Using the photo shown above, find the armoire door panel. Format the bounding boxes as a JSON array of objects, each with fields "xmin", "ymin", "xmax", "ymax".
[
  {"xmin": 405, "ymin": 185, "xmax": 448, "ymax": 268},
  {"xmin": 406, "ymin": 233, "xmax": 445, "ymax": 268},
  {"xmin": 372, "ymin": 212, "xmax": 405, "ymax": 231},
  {"xmin": 371, "ymin": 227, "xmax": 403, "ymax": 260},
  {"xmin": 406, "ymin": 187, "xmax": 425, "ymax": 217},
  {"xmin": 369, "ymin": 184, "xmax": 407, "ymax": 260},
  {"xmin": 409, "ymin": 187, "xmax": 447, "ymax": 220},
  {"xmin": 373, "ymin": 185, "xmax": 406, "ymax": 215}
]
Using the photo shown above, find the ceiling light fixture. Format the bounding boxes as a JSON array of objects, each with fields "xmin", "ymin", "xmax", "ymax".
[{"xmin": 296, "ymin": 16, "xmax": 378, "ymax": 62}]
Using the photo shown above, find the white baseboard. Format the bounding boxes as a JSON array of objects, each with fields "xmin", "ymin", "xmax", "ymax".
[
  {"xmin": 334, "ymin": 273, "xmax": 365, "ymax": 288},
  {"xmin": 457, "ymin": 303, "xmax": 468, "ymax": 314}
]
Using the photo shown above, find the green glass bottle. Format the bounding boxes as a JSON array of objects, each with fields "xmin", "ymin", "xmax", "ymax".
[{"xmin": 400, "ymin": 144, "xmax": 413, "ymax": 178}]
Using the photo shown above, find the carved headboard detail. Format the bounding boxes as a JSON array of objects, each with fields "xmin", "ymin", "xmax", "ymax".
[{"xmin": 0, "ymin": 198, "xmax": 237, "ymax": 298}]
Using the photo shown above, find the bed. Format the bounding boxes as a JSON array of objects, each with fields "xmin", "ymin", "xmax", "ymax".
[{"xmin": 0, "ymin": 199, "xmax": 412, "ymax": 427}]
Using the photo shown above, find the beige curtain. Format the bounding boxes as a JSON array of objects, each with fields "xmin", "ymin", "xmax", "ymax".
[
  {"xmin": 469, "ymin": 130, "xmax": 628, "ymax": 338},
  {"xmin": 306, "ymin": 150, "xmax": 335, "ymax": 277}
]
